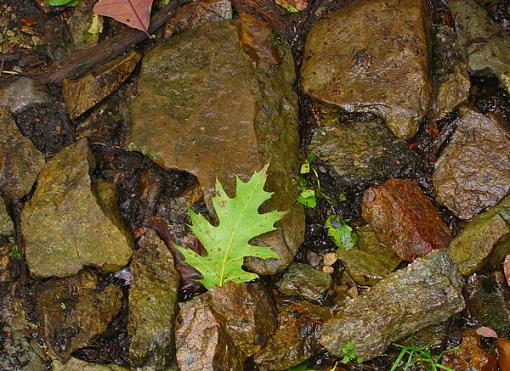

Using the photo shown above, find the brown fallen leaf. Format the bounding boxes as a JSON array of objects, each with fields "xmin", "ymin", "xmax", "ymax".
[
  {"xmin": 497, "ymin": 338, "xmax": 510, "ymax": 371},
  {"xmin": 476, "ymin": 326, "xmax": 499, "ymax": 339},
  {"xmin": 93, "ymin": 0, "xmax": 154, "ymax": 33}
]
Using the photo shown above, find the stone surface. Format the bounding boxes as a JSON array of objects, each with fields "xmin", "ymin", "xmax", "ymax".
[
  {"xmin": 447, "ymin": 194, "xmax": 510, "ymax": 275},
  {"xmin": 253, "ymin": 298, "xmax": 331, "ymax": 371},
  {"xmin": 308, "ymin": 118, "xmax": 423, "ymax": 189},
  {"xmin": 63, "ymin": 51, "xmax": 141, "ymax": 119},
  {"xmin": 128, "ymin": 229, "xmax": 180, "ymax": 369},
  {"xmin": 22, "ymin": 139, "xmax": 133, "ymax": 278},
  {"xmin": 301, "ymin": 0, "xmax": 431, "ymax": 139},
  {"xmin": 130, "ymin": 19, "xmax": 304, "ymax": 275},
  {"xmin": 277, "ymin": 262, "xmax": 332, "ymax": 303},
  {"xmin": 362, "ymin": 179, "xmax": 452, "ymax": 261},
  {"xmin": 66, "ymin": 0, "xmax": 102, "ymax": 49},
  {"xmin": 0, "ymin": 77, "xmax": 52, "ymax": 114},
  {"xmin": 433, "ymin": 107, "xmax": 510, "ymax": 220},
  {"xmin": 320, "ymin": 250, "xmax": 465, "ymax": 360},
  {"xmin": 432, "ymin": 63, "xmax": 471, "ymax": 121},
  {"xmin": 165, "ymin": 0, "xmax": 232, "ymax": 37},
  {"xmin": 465, "ymin": 272, "xmax": 510, "ymax": 338},
  {"xmin": 336, "ymin": 225, "xmax": 401, "ymax": 286},
  {"xmin": 442, "ymin": 330, "xmax": 498, "ymax": 371},
  {"xmin": 0, "ymin": 197, "xmax": 14, "ymax": 236},
  {"xmin": 450, "ymin": 0, "xmax": 510, "ymax": 93},
  {"xmin": 36, "ymin": 270, "xmax": 123, "ymax": 361},
  {"xmin": 175, "ymin": 283, "xmax": 277, "ymax": 369},
  {"xmin": 0, "ymin": 107, "xmax": 45, "ymax": 200},
  {"xmin": 52, "ymin": 357, "xmax": 128, "ymax": 371}
]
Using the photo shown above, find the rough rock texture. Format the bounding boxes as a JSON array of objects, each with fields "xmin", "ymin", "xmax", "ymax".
[
  {"xmin": 308, "ymin": 118, "xmax": 423, "ymax": 189},
  {"xmin": 362, "ymin": 179, "xmax": 452, "ymax": 261},
  {"xmin": 442, "ymin": 330, "xmax": 498, "ymax": 370},
  {"xmin": 0, "ymin": 77, "xmax": 52, "ymax": 114},
  {"xmin": 36, "ymin": 270, "xmax": 123, "ymax": 361},
  {"xmin": 0, "ymin": 107, "xmax": 45, "ymax": 199},
  {"xmin": 301, "ymin": 0, "xmax": 431, "ymax": 139},
  {"xmin": 253, "ymin": 298, "xmax": 331, "ymax": 371},
  {"xmin": 66, "ymin": 0, "xmax": 101, "ymax": 50},
  {"xmin": 175, "ymin": 283, "xmax": 277, "ymax": 370},
  {"xmin": 128, "ymin": 229, "xmax": 179, "ymax": 369},
  {"xmin": 336, "ymin": 225, "xmax": 401, "ymax": 286},
  {"xmin": 432, "ymin": 64, "xmax": 471, "ymax": 121},
  {"xmin": 277, "ymin": 262, "xmax": 332, "ymax": 303},
  {"xmin": 447, "ymin": 194, "xmax": 510, "ymax": 275},
  {"xmin": 22, "ymin": 139, "xmax": 133, "ymax": 278},
  {"xmin": 52, "ymin": 357, "xmax": 128, "ymax": 371},
  {"xmin": 450, "ymin": 0, "xmax": 510, "ymax": 93},
  {"xmin": 433, "ymin": 107, "xmax": 510, "ymax": 220},
  {"xmin": 465, "ymin": 272, "xmax": 510, "ymax": 338},
  {"xmin": 0, "ymin": 197, "xmax": 14, "ymax": 236},
  {"xmin": 130, "ymin": 19, "xmax": 304, "ymax": 275},
  {"xmin": 320, "ymin": 250, "xmax": 465, "ymax": 360}
]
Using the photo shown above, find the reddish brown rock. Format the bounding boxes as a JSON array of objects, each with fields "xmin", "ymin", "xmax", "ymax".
[
  {"xmin": 442, "ymin": 330, "xmax": 498, "ymax": 370},
  {"xmin": 505, "ymin": 255, "xmax": 510, "ymax": 287},
  {"xmin": 362, "ymin": 179, "xmax": 452, "ymax": 261}
]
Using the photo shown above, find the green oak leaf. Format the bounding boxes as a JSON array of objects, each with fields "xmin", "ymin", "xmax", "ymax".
[{"xmin": 176, "ymin": 165, "xmax": 283, "ymax": 289}]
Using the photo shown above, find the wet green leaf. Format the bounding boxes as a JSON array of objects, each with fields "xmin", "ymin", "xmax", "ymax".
[
  {"xmin": 326, "ymin": 215, "xmax": 358, "ymax": 251},
  {"xmin": 297, "ymin": 189, "xmax": 317, "ymax": 208}
]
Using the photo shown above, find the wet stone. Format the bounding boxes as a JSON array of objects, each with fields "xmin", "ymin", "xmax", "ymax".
[
  {"xmin": 0, "ymin": 77, "xmax": 52, "ymax": 114},
  {"xmin": 22, "ymin": 139, "xmax": 133, "ymax": 278},
  {"xmin": 0, "ymin": 107, "xmax": 45, "ymax": 200},
  {"xmin": 447, "ymin": 194, "xmax": 510, "ymax": 276},
  {"xmin": 63, "ymin": 51, "xmax": 141, "ymax": 119},
  {"xmin": 442, "ymin": 330, "xmax": 498, "ymax": 370},
  {"xmin": 301, "ymin": 0, "xmax": 431, "ymax": 139},
  {"xmin": 130, "ymin": 19, "xmax": 304, "ymax": 275},
  {"xmin": 308, "ymin": 118, "xmax": 424, "ymax": 190},
  {"xmin": 433, "ymin": 107, "xmax": 510, "ymax": 220},
  {"xmin": 465, "ymin": 272, "xmax": 510, "ymax": 338},
  {"xmin": 253, "ymin": 298, "xmax": 331, "ymax": 371},
  {"xmin": 128, "ymin": 229, "xmax": 180, "ymax": 369},
  {"xmin": 66, "ymin": 0, "xmax": 102, "ymax": 50},
  {"xmin": 36, "ymin": 270, "xmax": 123, "ymax": 361},
  {"xmin": 0, "ymin": 197, "xmax": 14, "ymax": 236},
  {"xmin": 277, "ymin": 262, "xmax": 332, "ymax": 303},
  {"xmin": 320, "ymin": 250, "xmax": 465, "ymax": 360},
  {"xmin": 336, "ymin": 225, "xmax": 402, "ymax": 286},
  {"xmin": 362, "ymin": 179, "xmax": 452, "ymax": 262},
  {"xmin": 52, "ymin": 357, "xmax": 128, "ymax": 371}
]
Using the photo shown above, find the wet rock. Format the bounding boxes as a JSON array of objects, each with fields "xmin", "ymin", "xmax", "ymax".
[
  {"xmin": 253, "ymin": 298, "xmax": 331, "ymax": 371},
  {"xmin": 277, "ymin": 262, "xmax": 332, "ymax": 303},
  {"xmin": 63, "ymin": 51, "xmax": 141, "ymax": 119},
  {"xmin": 130, "ymin": 19, "xmax": 304, "ymax": 275},
  {"xmin": 465, "ymin": 272, "xmax": 510, "ymax": 338},
  {"xmin": 336, "ymin": 225, "xmax": 401, "ymax": 286},
  {"xmin": 52, "ymin": 357, "xmax": 127, "ymax": 371},
  {"xmin": 165, "ymin": 0, "xmax": 232, "ymax": 37},
  {"xmin": 432, "ymin": 63, "xmax": 471, "ymax": 121},
  {"xmin": 0, "ymin": 197, "xmax": 14, "ymax": 236},
  {"xmin": 433, "ymin": 107, "xmax": 510, "ymax": 220},
  {"xmin": 0, "ymin": 77, "xmax": 52, "ymax": 114},
  {"xmin": 301, "ymin": 0, "xmax": 431, "ymax": 139},
  {"xmin": 67, "ymin": 0, "xmax": 102, "ymax": 49},
  {"xmin": 450, "ymin": 0, "xmax": 510, "ymax": 93},
  {"xmin": 442, "ymin": 330, "xmax": 498, "ymax": 371},
  {"xmin": 320, "ymin": 250, "xmax": 465, "ymax": 360},
  {"xmin": 175, "ymin": 283, "xmax": 277, "ymax": 369},
  {"xmin": 400, "ymin": 322, "xmax": 448, "ymax": 349},
  {"xmin": 362, "ymin": 179, "xmax": 452, "ymax": 262},
  {"xmin": 36, "ymin": 270, "xmax": 123, "ymax": 361},
  {"xmin": 308, "ymin": 118, "xmax": 423, "ymax": 189},
  {"xmin": 447, "ymin": 194, "xmax": 510, "ymax": 275},
  {"xmin": 0, "ymin": 107, "xmax": 45, "ymax": 200},
  {"xmin": 128, "ymin": 229, "xmax": 179, "ymax": 369},
  {"xmin": 0, "ymin": 4, "xmax": 44, "ymax": 54},
  {"xmin": 22, "ymin": 139, "xmax": 133, "ymax": 278}
]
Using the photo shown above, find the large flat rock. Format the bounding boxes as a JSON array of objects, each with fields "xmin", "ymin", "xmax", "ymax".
[
  {"xmin": 129, "ymin": 19, "xmax": 304, "ymax": 275},
  {"xmin": 301, "ymin": 0, "xmax": 431, "ymax": 139},
  {"xmin": 22, "ymin": 139, "xmax": 133, "ymax": 278}
]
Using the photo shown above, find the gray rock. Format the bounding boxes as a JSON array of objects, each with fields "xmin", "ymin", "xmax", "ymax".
[
  {"xmin": 130, "ymin": 19, "xmax": 304, "ymax": 275},
  {"xmin": 128, "ymin": 229, "xmax": 179, "ymax": 369},
  {"xmin": 0, "ymin": 77, "xmax": 52, "ymax": 114},
  {"xmin": 22, "ymin": 139, "xmax": 133, "ymax": 278},
  {"xmin": 450, "ymin": 0, "xmax": 510, "ymax": 93},
  {"xmin": 0, "ymin": 196, "xmax": 14, "ymax": 236},
  {"xmin": 277, "ymin": 262, "xmax": 332, "ymax": 303},
  {"xmin": 447, "ymin": 194, "xmax": 510, "ymax": 275},
  {"xmin": 320, "ymin": 250, "xmax": 465, "ymax": 360},
  {"xmin": 309, "ymin": 118, "xmax": 422, "ymax": 189},
  {"xmin": 301, "ymin": 0, "xmax": 431, "ymax": 139},
  {"xmin": 53, "ymin": 357, "xmax": 127, "ymax": 371},
  {"xmin": 0, "ymin": 107, "xmax": 45, "ymax": 200},
  {"xmin": 433, "ymin": 107, "xmax": 510, "ymax": 220}
]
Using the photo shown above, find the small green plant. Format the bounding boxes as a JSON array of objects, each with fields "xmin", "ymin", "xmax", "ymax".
[
  {"xmin": 10, "ymin": 245, "xmax": 21, "ymax": 260},
  {"xmin": 127, "ymin": 142, "xmax": 156, "ymax": 160},
  {"xmin": 285, "ymin": 5, "xmax": 300, "ymax": 13},
  {"xmin": 390, "ymin": 343, "xmax": 457, "ymax": 371},
  {"xmin": 341, "ymin": 341, "xmax": 364, "ymax": 364},
  {"xmin": 326, "ymin": 215, "xmax": 358, "ymax": 251},
  {"xmin": 297, "ymin": 154, "xmax": 335, "ymax": 208},
  {"xmin": 60, "ymin": 302, "xmax": 67, "ymax": 310},
  {"xmin": 47, "ymin": 0, "xmax": 79, "ymax": 6}
]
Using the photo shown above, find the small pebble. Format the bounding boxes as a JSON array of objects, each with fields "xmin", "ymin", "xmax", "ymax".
[
  {"xmin": 322, "ymin": 265, "xmax": 334, "ymax": 274},
  {"xmin": 323, "ymin": 252, "xmax": 338, "ymax": 266}
]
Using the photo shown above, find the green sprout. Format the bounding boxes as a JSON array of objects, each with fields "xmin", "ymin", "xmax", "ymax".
[
  {"xmin": 390, "ymin": 343, "xmax": 458, "ymax": 371},
  {"xmin": 297, "ymin": 154, "xmax": 335, "ymax": 208},
  {"xmin": 10, "ymin": 245, "xmax": 21, "ymax": 260},
  {"xmin": 341, "ymin": 341, "xmax": 364, "ymax": 364}
]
